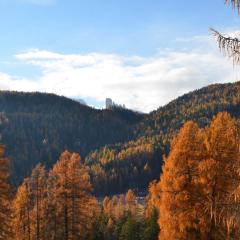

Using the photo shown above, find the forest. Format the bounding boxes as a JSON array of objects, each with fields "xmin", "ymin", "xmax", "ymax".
[
  {"xmin": 0, "ymin": 81, "xmax": 239, "ymax": 196},
  {"xmin": 0, "ymin": 111, "xmax": 239, "ymax": 239},
  {"xmin": 1, "ymin": 0, "xmax": 240, "ymax": 239}
]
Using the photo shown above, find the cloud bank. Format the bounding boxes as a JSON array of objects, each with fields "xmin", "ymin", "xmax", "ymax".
[{"xmin": 0, "ymin": 37, "xmax": 238, "ymax": 112}]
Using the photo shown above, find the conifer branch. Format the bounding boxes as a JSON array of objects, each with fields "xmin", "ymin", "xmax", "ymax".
[{"xmin": 210, "ymin": 28, "xmax": 240, "ymax": 64}]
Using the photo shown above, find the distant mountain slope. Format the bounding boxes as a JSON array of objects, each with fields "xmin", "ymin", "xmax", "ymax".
[
  {"xmin": 137, "ymin": 81, "xmax": 240, "ymax": 138},
  {"xmin": 0, "ymin": 91, "xmax": 143, "ymax": 184},
  {"xmin": 86, "ymin": 81, "xmax": 240, "ymax": 196}
]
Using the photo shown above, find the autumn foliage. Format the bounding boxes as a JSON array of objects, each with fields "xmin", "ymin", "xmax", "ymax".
[
  {"xmin": 1, "ymin": 111, "xmax": 240, "ymax": 240},
  {"xmin": 148, "ymin": 112, "xmax": 240, "ymax": 240},
  {"xmin": 12, "ymin": 151, "xmax": 99, "ymax": 240}
]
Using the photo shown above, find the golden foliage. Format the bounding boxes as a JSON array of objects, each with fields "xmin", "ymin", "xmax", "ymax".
[
  {"xmin": 148, "ymin": 113, "xmax": 240, "ymax": 240},
  {"xmin": 12, "ymin": 150, "xmax": 99, "ymax": 240},
  {"xmin": 145, "ymin": 180, "xmax": 160, "ymax": 219}
]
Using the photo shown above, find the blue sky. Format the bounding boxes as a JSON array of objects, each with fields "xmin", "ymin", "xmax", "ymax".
[{"xmin": 0, "ymin": 0, "xmax": 239, "ymax": 112}]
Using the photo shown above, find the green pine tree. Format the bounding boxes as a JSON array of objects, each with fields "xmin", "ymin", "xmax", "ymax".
[
  {"xmin": 119, "ymin": 214, "xmax": 139, "ymax": 240},
  {"xmin": 142, "ymin": 208, "xmax": 159, "ymax": 240}
]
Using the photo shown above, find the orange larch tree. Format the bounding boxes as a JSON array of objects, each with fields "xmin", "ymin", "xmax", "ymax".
[
  {"xmin": 198, "ymin": 112, "xmax": 240, "ymax": 239},
  {"xmin": 12, "ymin": 164, "xmax": 47, "ymax": 240},
  {"xmin": 145, "ymin": 180, "xmax": 161, "ymax": 220},
  {"xmin": 29, "ymin": 164, "xmax": 46, "ymax": 240},
  {"xmin": 50, "ymin": 150, "xmax": 99, "ymax": 240},
  {"xmin": 125, "ymin": 189, "xmax": 137, "ymax": 217},
  {"xmin": 12, "ymin": 179, "xmax": 32, "ymax": 240},
  {"xmin": 158, "ymin": 121, "xmax": 207, "ymax": 240}
]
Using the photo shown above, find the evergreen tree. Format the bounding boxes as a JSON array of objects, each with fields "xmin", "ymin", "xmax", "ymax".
[
  {"xmin": 142, "ymin": 208, "xmax": 159, "ymax": 240},
  {"xmin": 90, "ymin": 209, "xmax": 108, "ymax": 240},
  {"xmin": 119, "ymin": 214, "xmax": 139, "ymax": 240}
]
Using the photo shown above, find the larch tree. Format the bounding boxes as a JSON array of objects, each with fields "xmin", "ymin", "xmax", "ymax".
[
  {"xmin": 103, "ymin": 196, "xmax": 115, "ymax": 220},
  {"xmin": 198, "ymin": 112, "xmax": 240, "ymax": 239},
  {"xmin": 45, "ymin": 168, "xmax": 59, "ymax": 240},
  {"xmin": 0, "ymin": 145, "xmax": 11, "ymax": 240},
  {"xmin": 125, "ymin": 189, "xmax": 136, "ymax": 217},
  {"xmin": 103, "ymin": 196, "xmax": 111, "ymax": 215},
  {"xmin": 28, "ymin": 164, "xmax": 47, "ymax": 240},
  {"xmin": 158, "ymin": 121, "xmax": 207, "ymax": 240},
  {"xmin": 145, "ymin": 180, "xmax": 161, "ymax": 220},
  {"xmin": 116, "ymin": 194, "xmax": 125, "ymax": 220},
  {"xmin": 12, "ymin": 164, "xmax": 47, "ymax": 240},
  {"xmin": 50, "ymin": 150, "xmax": 99, "ymax": 240},
  {"xmin": 12, "ymin": 180, "xmax": 32, "ymax": 240}
]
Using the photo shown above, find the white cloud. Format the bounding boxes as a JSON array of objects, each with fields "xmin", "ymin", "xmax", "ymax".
[{"xmin": 0, "ymin": 38, "xmax": 239, "ymax": 113}]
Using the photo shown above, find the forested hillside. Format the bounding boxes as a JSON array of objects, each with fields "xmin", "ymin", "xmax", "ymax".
[
  {"xmin": 0, "ymin": 82, "xmax": 239, "ymax": 192},
  {"xmin": 3, "ymin": 112, "xmax": 239, "ymax": 240},
  {"xmin": 86, "ymin": 81, "xmax": 240, "ymax": 195},
  {"xmin": 0, "ymin": 91, "xmax": 143, "ymax": 184},
  {"xmin": 137, "ymin": 81, "xmax": 240, "ymax": 138}
]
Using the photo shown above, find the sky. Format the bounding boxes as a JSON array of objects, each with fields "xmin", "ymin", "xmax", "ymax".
[{"xmin": 0, "ymin": 0, "xmax": 240, "ymax": 112}]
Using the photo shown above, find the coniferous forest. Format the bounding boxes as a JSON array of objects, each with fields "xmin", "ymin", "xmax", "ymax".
[
  {"xmin": 0, "ymin": 81, "xmax": 239, "ymax": 195},
  {"xmin": 1, "ymin": 0, "xmax": 240, "ymax": 239},
  {"xmin": 0, "ymin": 109, "xmax": 240, "ymax": 239}
]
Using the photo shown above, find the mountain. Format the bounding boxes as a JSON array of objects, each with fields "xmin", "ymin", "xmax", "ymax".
[
  {"xmin": 0, "ymin": 82, "xmax": 239, "ymax": 194},
  {"xmin": 136, "ymin": 81, "xmax": 240, "ymax": 138},
  {"xmin": 0, "ymin": 91, "xmax": 143, "ymax": 184},
  {"xmin": 85, "ymin": 81, "xmax": 240, "ymax": 195}
]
